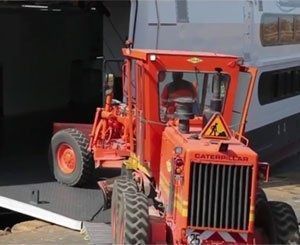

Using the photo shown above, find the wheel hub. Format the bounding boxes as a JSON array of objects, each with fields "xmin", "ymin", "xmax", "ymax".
[{"xmin": 57, "ymin": 144, "xmax": 76, "ymax": 174}]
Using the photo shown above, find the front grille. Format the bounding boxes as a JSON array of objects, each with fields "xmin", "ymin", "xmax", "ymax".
[{"xmin": 188, "ymin": 163, "xmax": 252, "ymax": 230}]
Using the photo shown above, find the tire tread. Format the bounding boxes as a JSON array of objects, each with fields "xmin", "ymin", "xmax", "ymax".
[
  {"xmin": 269, "ymin": 201, "xmax": 300, "ymax": 244},
  {"xmin": 111, "ymin": 178, "xmax": 137, "ymax": 243},
  {"xmin": 122, "ymin": 192, "xmax": 149, "ymax": 244}
]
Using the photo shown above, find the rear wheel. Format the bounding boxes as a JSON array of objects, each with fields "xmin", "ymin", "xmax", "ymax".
[
  {"xmin": 118, "ymin": 191, "xmax": 149, "ymax": 244},
  {"xmin": 50, "ymin": 128, "xmax": 94, "ymax": 187},
  {"xmin": 268, "ymin": 201, "xmax": 300, "ymax": 244}
]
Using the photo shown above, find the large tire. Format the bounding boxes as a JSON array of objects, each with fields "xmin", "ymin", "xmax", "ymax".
[
  {"xmin": 255, "ymin": 187, "xmax": 268, "ymax": 208},
  {"xmin": 268, "ymin": 201, "xmax": 300, "ymax": 244},
  {"xmin": 255, "ymin": 188, "xmax": 268, "ymax": 228},
  {"xmin": 117, "ymin": 191, "xmax": 149, "ymax": 244},
  {"xmin": 255, "ymin": 187, "xmax": 274, "ymax": 242},
  {"xmin": 50, "ymin": 128, "xmax": 94, "ymax": 187},
  {"xmin": 255, "ymin": 188, "xmax": 300, "ymax": 244},
  {"xmin": 111, "ymin": 178, "xmax": 137, "ymax": 242}
]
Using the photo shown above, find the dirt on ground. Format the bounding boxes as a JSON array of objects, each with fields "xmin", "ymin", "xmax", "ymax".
[{"xmin": 0, "ymin": 220, "xmax": 88, "ymax": 244}]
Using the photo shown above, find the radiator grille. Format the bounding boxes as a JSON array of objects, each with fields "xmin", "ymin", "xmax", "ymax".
[{"xmin": 188, "ymin": 163, "xmax": 252, "ymax": 230}]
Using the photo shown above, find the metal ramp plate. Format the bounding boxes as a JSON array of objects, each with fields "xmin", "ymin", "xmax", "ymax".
[
  {"xmin": 0, "ymin": 182, "xmax": 110, "ymax": 231},
  {"xmin": 83, "ymin": 222, "xmax": 112, "ymax": 244}
]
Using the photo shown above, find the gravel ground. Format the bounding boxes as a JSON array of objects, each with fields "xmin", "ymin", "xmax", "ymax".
[{"xmin": 0, "ymin": 220, "xmax": 88, "ymax": 244}]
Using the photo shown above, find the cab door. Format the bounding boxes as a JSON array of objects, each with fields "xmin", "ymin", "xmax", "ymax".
[{"xmin": 135, "ymin": 62, "xmax": 145, "ymax": 162}]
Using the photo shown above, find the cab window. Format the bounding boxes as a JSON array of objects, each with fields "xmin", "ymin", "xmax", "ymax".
[{"xmin": 158, "ymin": 71, "xmax": 229, "ymax": 122}]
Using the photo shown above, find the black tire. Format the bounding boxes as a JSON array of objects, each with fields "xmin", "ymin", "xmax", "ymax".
[
  {"xmin": 255, "ymin": 187, "xmax": 268, "ymax": 227},
  {"xmin": 117, "ymin": 191, "xmax": 149, "ymax": 244},
  {"xmin": 255, "ymin": 189, "xmax": 300, "ymax": 244},
  {"xmin": 50, "ymin": 128, "xmax": 94, "ymax": 187},
  {"xmin": 111, "ymin": 178, "xmax": 137, "ymax": 242},
  {"xmin": 255, "ymin": 187, "xmax": 277, "ymax": 244},
  {"xmin": 255, "ymin": 187, "xmax": 275, "ymax": 243},
  {"xmin": 256, "ymin": 187, "xmax": 268, "ymax": 208},
  {"xmin": 268, "ymin": 201, "xmax": 300, "ymax": 244}
]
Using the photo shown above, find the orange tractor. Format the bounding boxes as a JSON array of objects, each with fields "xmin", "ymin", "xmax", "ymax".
[{"xmin": 50, "ymin": 48, "xmax": 299, "ymax": 244}]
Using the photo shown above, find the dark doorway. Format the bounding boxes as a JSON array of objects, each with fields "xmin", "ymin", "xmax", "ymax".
[
  {"xmin": 0, "ymin": 66, "xmax": 2, "ymax": 154},
  {"xmin": 0, "ymin": 66, "xmax": 2, "ymax": 118},
  {"xmin": 69, "ymin": 60, "xmax": 84, "ymax": 109}
]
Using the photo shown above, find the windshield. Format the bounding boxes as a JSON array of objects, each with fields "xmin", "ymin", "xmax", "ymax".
[{"xmin": 158, "ymin": 71, "xmax": 230, "ymax": 122}]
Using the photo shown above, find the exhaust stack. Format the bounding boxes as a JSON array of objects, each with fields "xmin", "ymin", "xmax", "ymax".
[{"xmin": 174, "ymin": 97, "xmax": 195, "ymax": 134}]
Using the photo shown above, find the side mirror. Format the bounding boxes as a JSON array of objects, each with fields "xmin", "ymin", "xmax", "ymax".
[{"xmin": 258, "ymin": 162, "xmax": 270, "ymax": 182}]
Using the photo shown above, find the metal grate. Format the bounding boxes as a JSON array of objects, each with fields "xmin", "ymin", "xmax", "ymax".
[{"xmin": 188, "ymin": 163, "xmax": 252, "ymax": 230}]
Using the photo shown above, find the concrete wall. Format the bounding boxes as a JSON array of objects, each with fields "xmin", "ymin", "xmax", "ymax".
[{"xmin": 0, "ymin": 9, "xmax": 102, "ymax": 116}]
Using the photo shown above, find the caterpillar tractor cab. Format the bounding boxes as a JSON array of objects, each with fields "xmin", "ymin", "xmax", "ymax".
[{"xmin": 50, "ymin": 48, "xmax": 299, "ymax": 244}]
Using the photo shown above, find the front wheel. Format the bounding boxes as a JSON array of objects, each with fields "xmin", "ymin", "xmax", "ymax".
[
  {"xmin": 111, "ymin": 178, "xmax": 137, "ymax": 242},
  {"xmin": 50, "ymin": 128, "xmax": 94, "ymax": 187},
  {"xmin": 117, "ymin": 191, "xmax": 149, "ymax": 244},
  {"xmin": 268, "ymin": 201, "xmax": 300, "ymax": 244}
]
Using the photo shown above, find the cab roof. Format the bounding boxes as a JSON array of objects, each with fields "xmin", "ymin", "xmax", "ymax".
[{"xmin": 122, "ymin": 48, "xmax": 240, "ymax": 61}]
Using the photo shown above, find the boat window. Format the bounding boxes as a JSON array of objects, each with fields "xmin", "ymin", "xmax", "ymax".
[
  {"xmin": 261, "ymin": 15, "xmax": 279, "ymax": 46},
  {"xmin": 261, "ymin": 14, "xmax": 300, "ymax": 46},
  {"xmin": 295, "ymin": 16, "xmax": 300, "ymax": 42},
  {"xmin": 258, "ymin": 67, "xmax": 300, "ymax": 105},
  {"xmin": 279, "ymin": 16, "xmax": 294, "ymax": 44}
]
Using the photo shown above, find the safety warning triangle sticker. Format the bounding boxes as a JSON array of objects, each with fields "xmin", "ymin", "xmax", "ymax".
[{"xmin": 201, "ymin": 113, "xmax": 232, "ymax": 140}]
